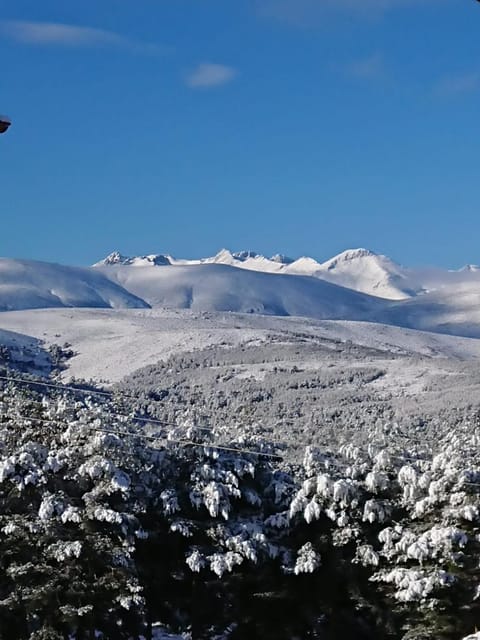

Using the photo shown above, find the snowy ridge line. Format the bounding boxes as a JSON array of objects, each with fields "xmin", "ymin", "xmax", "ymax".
[
  {"xmin": 3, "ymin": 412, "xmax": 284, "ymax": 460},
  {"xmin": 0, "ymin": 375, "xmax": 450, "ymax": 447},
  {"xmin": 5, "ymin": 410, "xmax": 480, "ymax": 486}
]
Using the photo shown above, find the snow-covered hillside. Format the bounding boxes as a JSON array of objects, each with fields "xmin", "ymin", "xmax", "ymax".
[
  {"xmin": 379, "ymin": 280, "xmax": 480, "ymax": 338},
  {"xmin": 0, "ymin": 327, "xmax": 52, "ymax": 374},
  {"xmin": 2, "ymin": 308, "xmax": 480, "ymax": 382},
  {"xmin": 0, "ymin": 258, "xmax": 148, "ymax": 311},
  {"xmin": 95, "ymin": 262, "xmax": 383, "ymax": 319}
]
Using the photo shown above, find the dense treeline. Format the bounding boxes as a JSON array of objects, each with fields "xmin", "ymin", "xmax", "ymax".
[
  {"xmin": 118, "ymin": 341, "xmax": 480, "ymax": 453},
  {"xmin": 0, "ymin": 378, "xmax": 480, "ymax": 639}
]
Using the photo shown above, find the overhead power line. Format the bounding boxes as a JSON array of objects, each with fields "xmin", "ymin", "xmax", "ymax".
[
  {"xmin": 1, "ymin": 411, "xmax": 284, "ymax": 460},
  {"xmin": 0, "ymin": 374, "xmax": 119, "ymax": 399},
  {"xmin": 0, "ymin": 374, "xmax": 466, "ymax": 447},
  {"xmin": 2, "ymin": 410, "xmax": 480, "ymax": 488},
  {"xmin": 0, "ymin": 374, "xmax": 361, "ymax": 450}
]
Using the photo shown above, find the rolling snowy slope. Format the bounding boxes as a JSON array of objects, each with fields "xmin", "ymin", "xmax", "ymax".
[
  {"xmin": 2, "ymin": 308, "xmax": 480, "ymax": 382},
  {"xmin": 379, "ymin": 280, "xmax": 480, "ymax": 338},
  {"xmin": 95, "ymin": 262, "xmax": 384, "ymax": 318},
  {"xmin": 0, "ymin": 308, "xmax": 273, "ymax": 381},
  {"xmin": 0, "ymin": 258, "xmax": 149, "ymax": 311}
]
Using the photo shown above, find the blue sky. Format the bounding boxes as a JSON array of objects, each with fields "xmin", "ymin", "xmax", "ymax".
[{"xmin": 1, "ymin": 0, "xmax": 480, "ymax": 267}]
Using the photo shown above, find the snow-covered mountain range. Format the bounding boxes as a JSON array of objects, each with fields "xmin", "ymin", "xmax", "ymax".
[
  {"xmin": 93, "ymin": 247, "xmax": 439, "ymax": 301},
  {"xmin": 95, "ymin": 247, "xmax": 419, "ymax": 300},
  {"xmin": 4, "ymin": 248, "xmax": 480, "ymax": 338}
]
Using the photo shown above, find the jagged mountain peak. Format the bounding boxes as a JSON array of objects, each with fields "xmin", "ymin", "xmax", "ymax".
[
  {"xmin": 95, "ymin": 252, "xmax": 172, "ymax": 267},
  {"xmin": 213, "ymin": 248, "xmax": 234, "ymax": 260},
  {"xmin": 97, "ymin": 251, "xmax": 131, "ymax": 266}
]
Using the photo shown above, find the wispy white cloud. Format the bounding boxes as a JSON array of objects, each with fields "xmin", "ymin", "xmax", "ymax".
[
  {"xmin": 256, "ymin": 0, "xmax": 441, "ymax": 26},
  {"xmin": 0, "ymin": 20, "xmax": 161, "ymax": 53},
  {"xmin": 435, "ymin": 71, "xmax": 480, "ymax": 96},
  {"xmin": 185, "ymin": 63, "xmax": 237, "ymax": 89},
  {"xmin": 344, "ymin": 53, "xmax": 386, "ymax": 80}
]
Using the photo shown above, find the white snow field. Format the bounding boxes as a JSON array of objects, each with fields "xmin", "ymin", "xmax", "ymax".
[
  {"xmin": 378, "ymin": 279, "xmax": 480, "ymax": 338},
  {"xmin": 0, "ymin": 258, "xmax": 148, "ymax": 311},
  {"xmin": 95, "ymin": 262, "xmax": 383, "ymax": 318},
  {"xmin": 2, "ymin": 308, "xmax": 480, "ymax": 383}
]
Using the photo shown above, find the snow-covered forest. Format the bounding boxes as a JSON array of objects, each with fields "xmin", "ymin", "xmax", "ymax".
[
  {"xmin": 1, "ymin": 362, "xmax": 480, "ymax": 640},
  {"xmin": 4, "ymin": 0, "xmax": 480, "ymax": 633}
]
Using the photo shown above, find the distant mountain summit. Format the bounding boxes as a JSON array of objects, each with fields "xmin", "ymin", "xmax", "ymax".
[
  {"xmin": 96, "ymin": 249, "xmax": 296, "ymax": 274},
  {"xmin": 313, "ymin": 249, "xmax": 422, "ymax": 300},
  {"xmin": 97, "ymin": 251, "xmax": 131, "ymax": 266},
  {"xmin": 95, "ymin": 252, "xmax": 172, "ymax": 267},
  {"xmin": 202, "ymin": 249, "xmax": 286, "ymax": 272}
]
